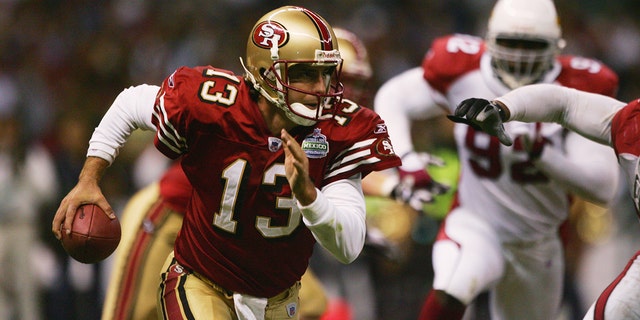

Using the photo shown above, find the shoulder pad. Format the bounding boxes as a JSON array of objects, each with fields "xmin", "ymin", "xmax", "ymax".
[
  {"xmin": 556, "ymin": 56, "xmax": 619, "ymax": 97},
  {"xmin": 423, "ymin": 34, "xmax": 485, "ymax": 94}
]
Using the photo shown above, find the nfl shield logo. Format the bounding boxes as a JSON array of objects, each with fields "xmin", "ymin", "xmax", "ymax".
[
  {"xmin": 268, "ymin": 137, "xmax": 283, "ymax": 152},
  {"xmin": 286, "ymin": 302, "xmax": 297, "ymax": 318}
]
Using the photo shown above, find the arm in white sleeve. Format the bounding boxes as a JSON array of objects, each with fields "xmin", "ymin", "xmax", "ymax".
[
  {"xmin": 374, "ymin": 67, "xmax": 446, "ymax": 158},
  {"xmin": 534, "ymin": 132, "xmax": 619, "ymax": 205},
  {"xmin": 496, "ymin": 84, "xmax": 625, "ymax": 146},
  {"xmin": 87, "ymin": 84, "xmax": 160, "ymax": 164},
  {"xmin": 299, "ymin": 175, "xmax": 366, "ymax": 264}
]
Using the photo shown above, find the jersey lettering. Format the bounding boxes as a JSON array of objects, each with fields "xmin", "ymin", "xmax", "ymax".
[
  {"xmin": 213, "ymin": 160, "xmax": 301, "ymax": 238},
  {"xmin": 465, "ymin": 127, "xmax": 548, "ymax": 183},
  {"xmin": 446, "ymin": 35, "xmax": 482, "ymax": 55},
  {"xmin": 569, "ymin": 57, "xmax": 602, "ymax": 74},
  {"xmin": 199, "ymin": 69, "xmax": 241, "ymax": 106}
]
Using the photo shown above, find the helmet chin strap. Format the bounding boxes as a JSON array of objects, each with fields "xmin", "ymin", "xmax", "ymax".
[
  {"xmin": 240, "ymin": 57, "xmax": 317, "ymax": 126},
  {"xmin": 288, "ymin": 102, "xmax": 318, "ymax": 126}
]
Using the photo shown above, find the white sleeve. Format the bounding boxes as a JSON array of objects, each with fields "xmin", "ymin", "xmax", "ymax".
[
  {"xmin": 87, "ymin": 84, "xmax": 160, "ymax": 164},
  {"xmin": 496, "ymin": 84, "xmax": 625, "ymax": 146},
  {"xmin": 374, "ymin": 67, "xmax": 446, "ymax": 158},
  {"xmin": 534, "ymin": 131, "xmax": 620, "ymax": 205},
  {"xmin": 299, "ymin": 175, "xmax": 366, "ymax": 264}
]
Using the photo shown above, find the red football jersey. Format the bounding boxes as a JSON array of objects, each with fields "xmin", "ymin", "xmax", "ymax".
[
  {"xmin": 611, "ymin": 99, "xmax": 640, "ymax": 157},
  {"xmin": 158, "ymin": 162, "xmax": 191, "ymax": 215},
  {"xmin": 151, "ymin": 66, "xmax": 400, "ymax": 297}
]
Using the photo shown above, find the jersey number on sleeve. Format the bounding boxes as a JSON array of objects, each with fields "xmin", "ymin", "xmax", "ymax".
[{"xmin": 199, "ymin": 69, "xmax": 240, "ymax": 106}]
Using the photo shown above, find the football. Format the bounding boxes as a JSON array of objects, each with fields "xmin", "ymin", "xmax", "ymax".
[{"xmin": 60, "ymin": 204, "xmax": 121, "ymax": 264}]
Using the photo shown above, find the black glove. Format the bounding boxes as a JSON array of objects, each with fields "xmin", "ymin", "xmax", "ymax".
[{"xmin": 448, "ymin": 98, "xmax": 513, "ymax": 146}]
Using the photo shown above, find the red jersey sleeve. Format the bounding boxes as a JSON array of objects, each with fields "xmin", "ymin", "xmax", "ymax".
[
  {"xmin": 611, "ymin": 100, "xmax": 640, "ymax": 157},
  {"xmin": 556, "ymin": 56, "xmax": 619, "ymax": 97},
  {"xmin": 316, "ymin": 100, "xmax": 401, "ymax": 185},
  {"xmin": 151, "ymin": 66, "xmax": 243, "ymax": 159},
  {"xmin": 422, "ymin": 34, "xmax": 485, "ymax": 94}
]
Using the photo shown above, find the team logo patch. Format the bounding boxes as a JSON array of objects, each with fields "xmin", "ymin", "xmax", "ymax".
[
  {"xmin": 301, "ymin": 128, "xmax": 329, "ymax": 159},
  {"xmin": 172, "ymin": 264, "xmax": 184, "ymax": 274},
  {"xmin": 253, "ymin": 21, "xmax": 289, "ymax": 49},
  {"xmin": 168, "ymin": 71, "xmax": 176, "ymax": 88},
  {"xmin": 268, "ymin": 137, "xmax": 283, "ymax": 152},
  {"xmin": 375, "ymin": 138, "xmax": 396, "ymax": 156},
  {"xmin": 374, "ymin": 123, "xmax": 388, "ymax": 134},
  {"xmin": 286, "ymin": 302, "xmax": 297, "ymax": 318}
]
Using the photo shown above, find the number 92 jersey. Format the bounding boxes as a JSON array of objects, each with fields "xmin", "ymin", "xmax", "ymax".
[
  {"xmin": 151, "ymin": 65, "xmax": 401, "ymax": 298},
  {"xmin": 422, "ymin": 34, "xmax": 619, "ymax": 242}
]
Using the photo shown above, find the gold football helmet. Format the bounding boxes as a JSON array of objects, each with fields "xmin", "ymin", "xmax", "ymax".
[
  {"xmin": 243, "ymin": 6, "xmax": 344, "ymax": 126},
  {"xmin": 333, "ymin": 27, "xmax": 373, "ymax": 105}
]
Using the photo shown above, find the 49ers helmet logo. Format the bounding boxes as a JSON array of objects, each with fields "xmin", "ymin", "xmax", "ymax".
[{"xmin": 253, "ymin": 21, "xmax": 289, "ymax": 49}]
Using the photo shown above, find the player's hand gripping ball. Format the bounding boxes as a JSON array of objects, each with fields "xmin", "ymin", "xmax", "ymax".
[{"xmin": 60, "ymin": 204, "xmax": 121, "ymax": 264}]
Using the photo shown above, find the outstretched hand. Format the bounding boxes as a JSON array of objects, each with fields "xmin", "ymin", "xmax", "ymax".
[
  {"xmin": 448, "ymin": 98, "xmax": 513, "ymax": 146},
  {"xmin": 281, "ymin": 128, "xmax": 317, "ymax": 206}
]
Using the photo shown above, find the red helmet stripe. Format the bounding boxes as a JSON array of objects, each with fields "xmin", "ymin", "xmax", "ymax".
[{"xmin": 301, "ymin": 8, "xmax": 334, "ymax": 51}]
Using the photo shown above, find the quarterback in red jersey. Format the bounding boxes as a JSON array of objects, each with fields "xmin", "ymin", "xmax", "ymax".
[
  {"xmin": 452, "ymin": 84, "xmax": 640, "ymax": 320},
  {"xmin": 373, "ymin": 0, "xmax": 621, "ymax": 319},
  {"xmin": 52, "ymin": 6, "xmax": 400, "ymax": 320}
]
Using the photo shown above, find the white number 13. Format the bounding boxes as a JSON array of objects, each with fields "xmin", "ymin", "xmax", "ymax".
[{"xmin": 213, "ymin": 159, "xmax": 301, "ymax": 238}]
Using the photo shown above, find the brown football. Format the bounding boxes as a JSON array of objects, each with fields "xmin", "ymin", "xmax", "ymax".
[{"xmin": 60, "ymin": 204, "xmax": 121, "ymax": 264}]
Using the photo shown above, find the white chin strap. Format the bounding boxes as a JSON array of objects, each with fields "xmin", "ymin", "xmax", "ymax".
[{"xmin": 287, "ymin": 102, "xmax": 318, "ymax": 126}]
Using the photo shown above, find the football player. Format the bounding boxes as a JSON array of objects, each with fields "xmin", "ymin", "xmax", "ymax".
[
  {"xmin": 451, "ymin": 83, "xmax": 640, "ymax": 320},
  {"xmin": 52, "ymin": 6, "xmax": 401, "ymax": 320},
  {"xmin": 372, "ymin": 0, "xmax": 621, "ymax": 319},
  {"xmin": 101, "ymin": 26, "xmax": 389, "ymax": 320}
]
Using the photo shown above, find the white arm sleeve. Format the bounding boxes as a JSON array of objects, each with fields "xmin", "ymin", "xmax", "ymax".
[
  {"xmin": 496, "ymin": 84, "xmax": 625, "ymax": 146},
  {"xmin": 87, "ymin": 84, "xmax": 160, "ymax": 164},
  {"xmin": 374, "ymin": 67, "xmax": 446, "ymax": 158},
  {"xmin": 299, "ymin": 175, "xmax": 366, "ymax": 264},
  {"xmin": 535, "ymin": 132, "xmax": 619, "ymax": 205}
]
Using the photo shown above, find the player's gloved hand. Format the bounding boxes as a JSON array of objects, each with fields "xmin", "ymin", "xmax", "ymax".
[
  {"xmin": 391, "ymin": 152, "xmax": 450, "ymax": 212},
  {"xmin": 448, "ymin": 98, "xmax": 513, "ymax": 146}
]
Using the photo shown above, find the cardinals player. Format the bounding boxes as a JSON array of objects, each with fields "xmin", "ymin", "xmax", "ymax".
[
  {"xmin": 52, "ymin": 6, "xmax": 401, "ymax": 320},
  {"xmin": 373, "ymin": 0, "xmax": 620, "ymax": 319},
  {"xmin": 451, "ymin": 84, "xmax": 640, "ymax": 319}
]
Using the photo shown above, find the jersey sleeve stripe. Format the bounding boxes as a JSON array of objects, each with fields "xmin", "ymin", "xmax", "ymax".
[
  {"xmin": 153, "ymin": 94, "xmax": 187, "ymax": 153},
  {"xmin": 325, "ymin": 157, "xmax": 382, "ymax": 179},
  {"xmin": 326, "ymin": 138, "xmax": 382, "ymax": 179}
]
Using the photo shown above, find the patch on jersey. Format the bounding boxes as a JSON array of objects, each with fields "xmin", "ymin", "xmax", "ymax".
[
  {"xmin": 286, "ymin": 302, "xmax": 297, "ymax": 318},
  {"xmin": 301, "ymin": 128, "xmax": 329, "ymax": 159},
  {"xmin": 268, "ymin": 137, "xmax": 283, "ymax": 152},
  {"xmin": 375, "ymin": 138, "xmax": 396, "ymax": 156},
  {"xmin": 374, "ymin": 123, "xmax": 388, "ymax": 134},
  {"xmin": 168, "ymin": 71, "xmax": 176, "ymax": 88},
  {"xmin": 172, "ymin": 264, "xmax": 184, "ymax": 274}
]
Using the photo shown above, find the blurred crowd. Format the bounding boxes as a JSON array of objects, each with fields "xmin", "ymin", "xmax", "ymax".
[{"xmin": 3, "ymin": 0, "xmax": 640, "ymax": 319}]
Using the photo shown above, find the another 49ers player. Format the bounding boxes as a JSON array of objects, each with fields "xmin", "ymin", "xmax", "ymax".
[
  {"xmin": 52, "ymin": 6, "xmax": 400, "ymax": 320},
  {"xmin": 373, "ymin": 0, "xmax": 620, "ymax": 319}
]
